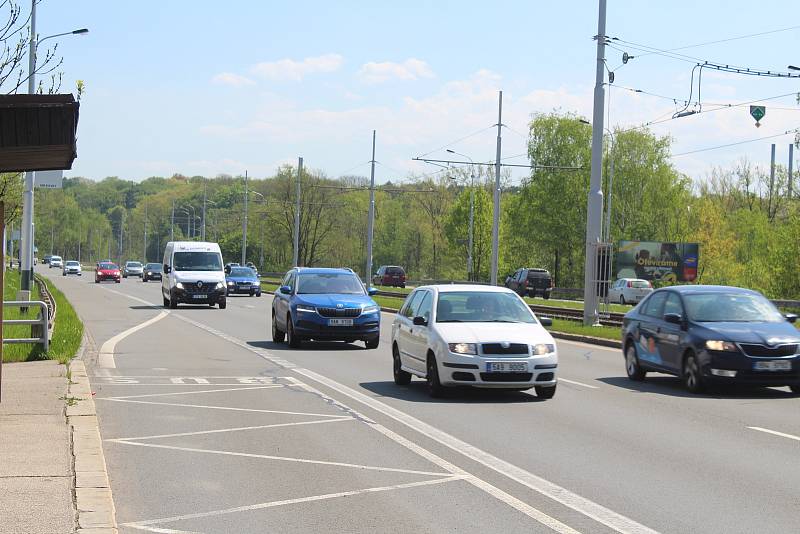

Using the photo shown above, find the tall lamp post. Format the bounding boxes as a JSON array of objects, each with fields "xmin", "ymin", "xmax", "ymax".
[
  {"xmin": 181, "ymin": 205, "xmax": 196, "ymax": 239},
  {"xmin": 446, "ymin": 149, "xmax": 476, "ymax": 281},
  {"xmin": 19, "ymin": 0, "xmax": 88, "ymax": 296}
]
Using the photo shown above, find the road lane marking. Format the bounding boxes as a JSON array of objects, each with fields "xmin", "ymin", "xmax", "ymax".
[
  {"xmin": 98, "ymin": 398, "xmax": 348, "ymax": 418},
  {"xmin": 107, "ymin": 385, "xmax": 283, "ymax": 400},
  {"xmin": 113, "ymin": 417, "xmax": 355, "ymax": 442},
  {"xmin": 98, "ymin": 285, "xmax": 653, "ymax": 534},
  {"xmin": 559, "ymin": 378, "xmax": 600, "ymax": 389},
  {"xmin": 123, "ymin": 476, "xmax": 466, "ymax": 531},
  {"xmin": 98, "ymin": 310, "xmax": 170, "ymax": 368},
  {"xmin": 105, "ymin": 440, "xmax": 454, "ymax": 477},
  {"xmin": 747, "ymin": 426, "xmax": 800, "ymax": 442}
]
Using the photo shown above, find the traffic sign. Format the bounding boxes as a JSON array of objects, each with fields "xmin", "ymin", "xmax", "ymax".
[
  {"xmin": 750, "ymin": 105, "xmax": 766, "ymax": 127},
  {"xmin": 34, "ymin": 170, "xmax": 63, "ymax": 189}
]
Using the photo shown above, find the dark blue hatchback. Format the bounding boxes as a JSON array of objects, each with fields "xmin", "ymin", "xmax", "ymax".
[
  {"xmin": 271, "ymin": 268, "xmax": 381, "ymax": 349},
  {"xmin": 622, "ymin": 285, "xmax": 800, "ymax": 393}
]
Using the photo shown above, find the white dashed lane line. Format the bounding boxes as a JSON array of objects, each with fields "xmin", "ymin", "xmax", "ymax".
[{"xmin": 747, "ymin": 426, "xmax": 800, "ymax": 442}]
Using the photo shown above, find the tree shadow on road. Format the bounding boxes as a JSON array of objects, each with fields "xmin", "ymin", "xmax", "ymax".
[
  {"xmin": 598, "ymin": 375, "xmax": 798, "ymax": 400},
  {"xmin": 359, "ymin": 380, "xmax": 544, "ymax": 404}
]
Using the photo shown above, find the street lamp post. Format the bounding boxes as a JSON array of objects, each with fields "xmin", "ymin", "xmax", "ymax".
[
  {"xmin": 181, "ymin": 205, "xmax": 196, "ymax": 239},
  {"xmin": 19, "ymin": 0, "xmax": 88, "ymax": 296},
  {"xmin": 446, "ymin": 149, "xmax": 476, "ymax": 281}
]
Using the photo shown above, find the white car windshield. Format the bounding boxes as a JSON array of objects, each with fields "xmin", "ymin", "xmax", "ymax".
[
  {"xmin": 127, "ymin": 262, "xmax": 142, "ymax": 268},
  {"xmin": 436, "ymin": 291, "xmax": 536, "ymax": 323},
  {"xmin": 66, "ymin": 261, "xmax": 79, "ymax": 267}
]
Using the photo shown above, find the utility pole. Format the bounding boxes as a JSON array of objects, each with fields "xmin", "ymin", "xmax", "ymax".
[
  {"xmin": 19, "ymin": 0, "xmax": 37, "ymax": 296},
  {"xmin": 769, "ymin": 143, "xmax": 776, "ymax": 216},
  {"xmin": 789, "ymin": 144, "xmax": 794, "ymax": 198},
  {"xmin": 293, "ymin": 158, "xmax": 302, "ymax": 267},
  {"xmin": 241, "ymin": 171, "xmax": 248, "ymax": 265},
  {"xmin": 143, "ymin": 203, "xmax": 147, "ymax": 262},
  {"xmin": 583, "ymin": 0, "xmax": 607, "ymax": 326},
  {"xmin": 170, "ymin": 201, "xmax": 175, "ymax": 242},
  {"xmin": 365, "ymin": 131, "xmax": 377, "ymax": 285},
  {"xmin": 604, "ymin": 132, "xmax": 615, "ymax": 243},
  {"xmin": 201, "ymin": 180, "xmax": 207, "ymax": 241},
  {"xmin": 490, "ymin": 90, "xmax": 502, "ymax": 286}
]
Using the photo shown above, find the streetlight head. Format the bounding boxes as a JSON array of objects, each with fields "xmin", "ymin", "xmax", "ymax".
[
  {"xmin": 788, "ymin": 65, "xmax": 800, "ymax": 71},
  {"xmin": 72, "ymin": 28, "xmax": 89, "ymax": 35},
  {"xmin": 579, "ymin": 119, "xmax": 590, "ymax": 125},
  {"xmin": 446, "ymin": 149, "xmax": 455, "ymax": 154}
]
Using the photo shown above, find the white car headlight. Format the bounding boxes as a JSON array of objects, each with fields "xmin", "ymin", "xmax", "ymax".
[
  {"xmin": 216, "ymin": 282, "xmax": 226, "ymax": 289},
  {"xmin": 175, "ymin": 282, "xmax": 184, "ymax": 289},
  {"xmin": 296, "ymin": 305, "xmax": 316, "ymax": 313},
  {"xmin": 448, "ymin": 343, "xmax": 477, "ymax": 355},
  {"xmin": 705, "ymin": 340, "xmax": 737, "ymax": 352},
  {"xmin": 362, "ymin": 304, "xmax": 380, "ymax": 314},
  {"xmin": 532, "ymin": 343, "xmax": 556, "ymax": 356}
]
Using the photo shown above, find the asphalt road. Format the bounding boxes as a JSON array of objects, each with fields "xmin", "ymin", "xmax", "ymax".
[{"xmin": 43, "ymin": 266, "xmax": 800, "ymax": 534}]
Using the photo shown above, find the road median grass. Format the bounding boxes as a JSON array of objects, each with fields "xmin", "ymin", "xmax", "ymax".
[{"xmin": 2, "ymin": 270, "xmax": 83, "ymax": 364}]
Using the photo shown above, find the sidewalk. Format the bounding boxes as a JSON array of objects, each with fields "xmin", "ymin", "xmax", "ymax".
[
  {"xmin": 0, "ymin": 359, "xmax": 116, "ymax": 534},
  {"xmin": 0, "ymin": 360, "xmax": 75, "ymax": 534}
]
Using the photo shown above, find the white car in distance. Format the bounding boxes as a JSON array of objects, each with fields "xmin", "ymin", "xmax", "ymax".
[
  {"xmin": 390, "ymin": 285, "xmax": 558, "ymax": 398},
  {"xmin": 607, "ymin": 278, "xmax": 653, "ymax": 305},
  {"xmin": 49, "ymin": 255, "xmax": 63, "ymax": 269},
  {"xmin": 62, "ymin": 260, "xmax": 82, "ymax": 276}
]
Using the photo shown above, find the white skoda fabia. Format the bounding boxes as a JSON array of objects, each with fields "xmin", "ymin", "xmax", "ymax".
[{"xmin": 390, "ymin": 285, "xmax": 558, "ymax": 398}]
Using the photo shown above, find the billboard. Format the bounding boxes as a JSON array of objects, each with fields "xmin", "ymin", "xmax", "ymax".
[{"xmin": 615, "ymin": 241, "xmax": 699, "ymax": 283}]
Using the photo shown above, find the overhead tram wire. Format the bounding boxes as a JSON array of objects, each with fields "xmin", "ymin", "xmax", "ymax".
[
  {"xmin": 415, "ymin": 125, "xmax": 497, "ymax": 159},
  {"xmin": 671, "ymin": 127, "xmax": 800, "ymax": 158}
]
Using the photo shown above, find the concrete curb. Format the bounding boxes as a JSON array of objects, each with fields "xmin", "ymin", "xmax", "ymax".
[{"xmin": 67, "ymin": 340, "xmax": 117, "ymax": 534}]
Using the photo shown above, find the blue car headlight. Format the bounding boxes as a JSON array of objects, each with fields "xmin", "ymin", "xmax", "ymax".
[
  {"xmin": 362, "ymin": 304, "xmax": 380, "ymax": 314},
  {"xmin": 296, "ymin": 304, "xmax": 316, "ymax": 313}
]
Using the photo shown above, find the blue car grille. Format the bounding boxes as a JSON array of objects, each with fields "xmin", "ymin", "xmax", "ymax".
[
  {"xmin": 739, "ymin": 343, "xmax": 798, "ymax": 358},
  {"xmin": 317, "ymin": 307, "xmax": 361, "ymax": 318}
]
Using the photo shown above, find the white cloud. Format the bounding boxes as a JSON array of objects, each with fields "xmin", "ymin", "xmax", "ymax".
[
  {"xmin": 251, "ymin": 54, "xmax": 344, "ymax": 81},
  {"xmin": 357, "ymin": 58, "xmax": 434, "ymax": 84},
  {"xmin": 212, "ymin": 72, "xmax": 255, "ymax": 87}
]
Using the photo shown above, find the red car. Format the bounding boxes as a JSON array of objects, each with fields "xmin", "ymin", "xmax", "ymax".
[
  {"xmin": 372, "ymin": 265, "xmax": 406, "ymax": 288},
  {"xmin": 95, "ymin": 262, "xmax": 121, "ymax": 284}
]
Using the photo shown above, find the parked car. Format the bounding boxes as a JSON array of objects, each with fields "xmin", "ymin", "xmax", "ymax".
[
  {"xmin": 142, "ymin": 263, "xmax": 163, "ymax": 282},
  {"xmin": 373, "ymin": 265, "xmax": 406, "ymax": 288},
  {"xmin": 224, "ymin": 262, "xmax": 240, "ymax": 273},
  {"xmin": 622, "ymin": 285, "xmax": 800, "ymax": 394},
  {"xmin": 245, "ymin": 261, "xmax": 258, "ymax": 273},
  {"xmin": 62, "ymin": 260, "xmax": 82, "ymax": 276},
  {"xmin": 162, "ymin": 241, "xmax": 226, "ymax": 309},
  {"xmin": 390, "ymin": 285, "xmax": 557, "ymax": 398},
  {"xmin": 505, "ymin": 268, "xmax": 553, "ymax": 299},
  {"xmin": 95, "ymin": 262, "xmax": 121, "ymax": 283},
  {"xmin": 49, "ymin": 255, "xmax": 63, "ymax": 269},
  {"xmin": 225, "ymin": 266, "xmax": 262, "ymax": 297},
  {"xmin": 271, "ymin": 267, "xmax": 380, "ymax": 349},
  {"xmin": 43, "ymin": 254, "xmax": 53, "ymax": 265},
  {"xmin": 608, "ymin": 278, "xmax": 653, "ymax": 305},
  {"xmin": 123, "ymin": 261, "xmax": 144, "ymax": 278}
]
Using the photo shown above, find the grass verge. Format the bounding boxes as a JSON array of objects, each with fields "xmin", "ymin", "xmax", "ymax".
[{"xmin": 2, "ymin": 270, "xmax": 83, "ymax": 364}]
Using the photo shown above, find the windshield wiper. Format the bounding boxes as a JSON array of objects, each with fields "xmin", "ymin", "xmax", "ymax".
[{"xmin": 484, "ymin": 319, "xmax": 522, "ymax": 323}]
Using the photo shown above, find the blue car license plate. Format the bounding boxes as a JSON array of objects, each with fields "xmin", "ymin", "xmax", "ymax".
[
  {"xmin": 328, "ymin": 318, "xmax": 353, "ymax": 326},
  {"xmin": 753, "ymin": 360, "xmax": 791, "ymax": 371}
]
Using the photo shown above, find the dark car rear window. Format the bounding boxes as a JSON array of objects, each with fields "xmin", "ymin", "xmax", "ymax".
[
  {"xmin": 386, "ymin": 267, "xmax": 405, "ymax": 275},
  {"xmin": 527, "ymin": 270, "xmax": 550, "ymax": 279}
]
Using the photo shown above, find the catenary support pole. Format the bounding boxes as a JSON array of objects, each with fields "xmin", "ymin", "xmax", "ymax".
[
  {"xmin": 20, "ymin": 0, "xmax": 37, "ymax": 295},
  {"xmin": 490, "ymin": 90, "xmax": 502, "ymax": 285},
  {"xmin": 788, "ymin": 144, "xmax": 794, "ymax": 198},
  {"xmin": 201, "ymin": 180, "xmax": 207, "ymax": 241},
  {"xmin": 293, "ymin": 158, "xmax": 302, "ymax": 267},
  {"xmin": 769, "ymin": 144, "xmax": 776, "ymax": 215},
  {"xmin": 241, "ymin": 171, "xmax": 248, "ymax": 265},
  {"xmin": 366, "ymin": 131, "xmax": 377, "ymax": 285},
  {"xmin": 582, "ymin": 0, "xmax": 607, "ymax": 326}
]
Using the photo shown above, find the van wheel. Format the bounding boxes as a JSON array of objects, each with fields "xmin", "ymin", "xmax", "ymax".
[
  {"xmin": 393, "ymin": 345, "xmax": 411, "ymax": 385},
  {"xmin": 272, "ymin": 311, "xmax": 285, "ymax": 343},
  {"xmin": 169, "ymin": 294, "xmax": 178, "ymax": 309},
  {"xmin": 218, "ymin": 298, "xmax": 227, "ymax": 310}
]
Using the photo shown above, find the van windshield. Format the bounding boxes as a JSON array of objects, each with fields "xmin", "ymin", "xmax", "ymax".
[{"xmin": 174, "ymin": 252, "xmax": 222, "ymax": 272}]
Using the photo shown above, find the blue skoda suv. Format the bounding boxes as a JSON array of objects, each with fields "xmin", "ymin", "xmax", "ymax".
[{"xmin": 271, "ymin": 267, "xmax": 381, "ymax": 349}]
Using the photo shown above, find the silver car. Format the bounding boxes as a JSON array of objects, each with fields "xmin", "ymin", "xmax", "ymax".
[
  {"xmin": 608, "ymin": 278, "xmax": 653, "ymax": 305},
  {"xmin": 62, "ymin": 260, "xmax": 82, "ymax": 276},
  {"xmin": 123, "ymin": 261, "xmax": 144, "ymax": 278}
]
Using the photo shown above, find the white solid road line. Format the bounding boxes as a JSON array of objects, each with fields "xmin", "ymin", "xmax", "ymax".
[
  {"xmin": 98, "ymin": 310, "xmax": 170, "ymax": 368},
  {"xmin": 747, "ymin": 426, "xmax": 800, "ymax": 442},
  {"xmin": 100, "ymin": 285, "xmax": 657, "ymax": 534},
  {"xmin": 559, "ymin": 378, "xmax": 600, "ymax": 389},
  {"xmin": 99, "ymin": 398, "xmax": 349, "ymax": 419},
  {"xmin": 123, "ymin": 476, "xmax": 465, "ymax": 532},
  {"xmin": 106, "ymin": 384, "xmax": 283, "ymax": 400}
]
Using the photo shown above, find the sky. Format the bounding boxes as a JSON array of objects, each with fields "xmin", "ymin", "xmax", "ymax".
[{"xmin": 32, "ymin": 0, "xmax": 800, "ymax": 185}]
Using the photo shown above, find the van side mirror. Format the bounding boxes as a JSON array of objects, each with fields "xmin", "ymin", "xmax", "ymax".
[
  {"xmin": 412, "ymin": 316, "xmax": 428, "ymax": 326},
  {"xmin": 280, "ymin": 285, "xmax": 292, "ymax": 295},
  {"xmin": 539, "ymin": 316, "xmax": 553, "ymax": 327},
  {"xmin": 163, "ymin": 264, "xmax": 171, "ymax": 274}
]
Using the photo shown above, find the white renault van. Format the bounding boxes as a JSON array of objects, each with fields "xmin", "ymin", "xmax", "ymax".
[{"xmin": 162, "ymin": 241, "xmax": 227, "ymax": 309}]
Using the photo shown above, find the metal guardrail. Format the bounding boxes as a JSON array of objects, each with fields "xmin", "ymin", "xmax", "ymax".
[{"xmin": 2, "ymin": 300, "xmax": 49, "ymax": 351}]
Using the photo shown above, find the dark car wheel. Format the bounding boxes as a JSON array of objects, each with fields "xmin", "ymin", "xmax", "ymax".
[
  {"xmin": 287, "ymin": 315, "xmax": 301, "ymax": 348},
  {"xmin": 272, "ymin": 311, "xmax": 286, "ymax": 343},
  {"xmin": 683, "ymin": 353, "xmax": 705, "ymax": 393},
  {"xmin": 256, "ymin": 291, "xmax": 262, "ymax": 297},
  {"xmin": 535, "ymin": 384, "xmax": 557, "ymax": 399},
  {"xmin": 365, "ymin": 337, "xmax": 379, "ymax": 350},
  {"xmin": 625, "ymin": 343, "xmax": 646, "ymax": 381},
  {"xmin": 169, "ymin": 294, "xmax": 178, "ymax": 309},
  {"xmin": 163, "ymin": 296, "xmax": 169, "ymax": 308},
  {"xmin": 393, "ymin": 345, "xmax": 411, "ymax": 385},
  {"xmin": 543, "ymin": 292, "xmax": 551, "ymax": 300},
  {"xmin": 426, "ymin": 354, "xmax": 444, "ymax": 398}
]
